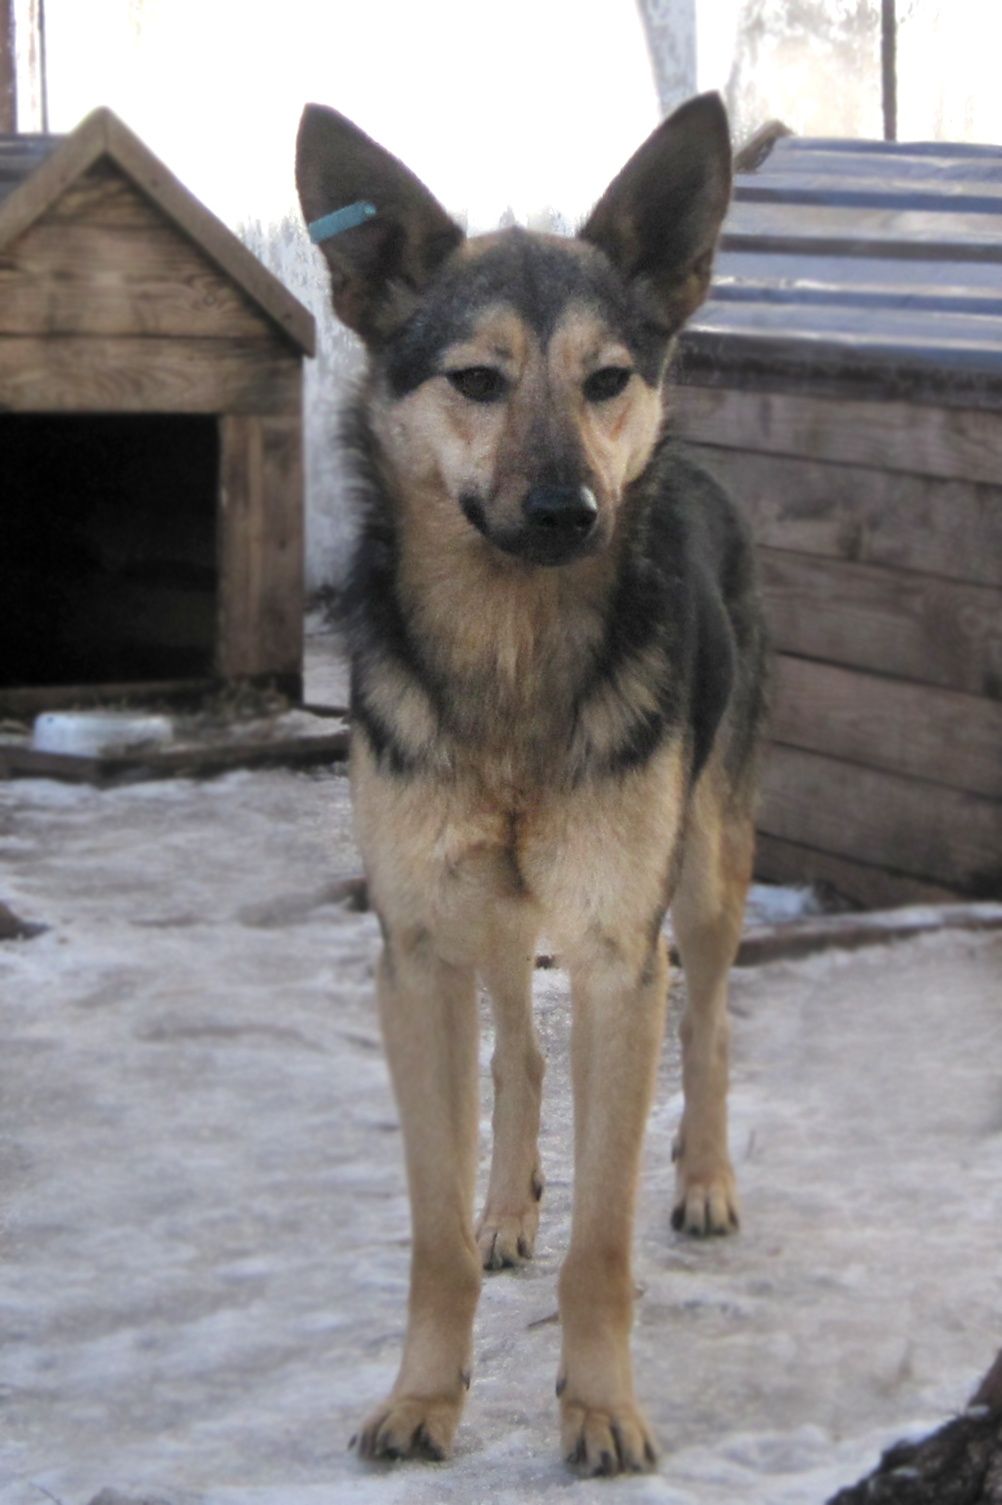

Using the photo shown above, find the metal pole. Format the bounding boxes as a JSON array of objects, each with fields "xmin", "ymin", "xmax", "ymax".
[
  {"xmin": 0, "ymin": 0, "xmax": 16, "ymax": 133},
  {"xmin": 881, "ymin": 0, "xmax": 897, "ymax": 142}
]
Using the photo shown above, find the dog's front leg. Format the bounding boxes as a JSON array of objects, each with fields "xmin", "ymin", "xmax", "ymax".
[
  {"xmin": 355, "ymin": 935, "xmax": 482, "ymax": 1462},
  {"xmin": 557, "ymin": 929, "xmax": 668, "ymax": 1475},
  {"xmin": 477, "ymin": 922, "xmax": 545, "ymax": 1270}
]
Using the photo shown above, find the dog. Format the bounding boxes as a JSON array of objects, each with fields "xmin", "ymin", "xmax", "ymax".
[{"xmin": 296, "ymin": 91, "xmax": 767, "ymax": 1477}]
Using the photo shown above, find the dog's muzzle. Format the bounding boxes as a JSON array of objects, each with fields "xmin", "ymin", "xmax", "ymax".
[
  {"xmin": 461, "ymin": 484, "xmax": 602, "ymax": 566},
  {"xmin": 519, "ymin": 484, "xmax": 600, "ymax": 565}
]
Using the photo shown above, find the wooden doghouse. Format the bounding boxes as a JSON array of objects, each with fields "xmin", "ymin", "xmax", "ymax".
[
  {"xmin": 0, "ymin": 107, "xmax": 314, "ymax": 714},
  {"xmin": 674, "ymin": 134, "xmax": 1002, "ymax": 906}
]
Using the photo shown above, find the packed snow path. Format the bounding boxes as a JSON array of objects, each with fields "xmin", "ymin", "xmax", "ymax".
[{"xmin": 1, "ymin": 768, "xmax": 1000, "ymax": 1505}]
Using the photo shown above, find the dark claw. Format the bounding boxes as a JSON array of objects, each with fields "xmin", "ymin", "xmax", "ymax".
[
  {"xmin": 414, "ymin": 1424, "xmax": 445, "ymax": 1462},
  {"xmin": 348, "ymin": 1433, "xmax": 358, "ymax": 1450},
  {"xmin": 597, "ymin": 1449, "xmax": 617, "ymax": 1476},
  {"xmin": 459, "ymin": 1368, "xmax": 471, "ymax": 1391},
  {"xmin": 644, "ymin": 1437, "xmax": 659, "ymax": 1465},
  {"xmin": 670, "ymin": 1204, "xmax": 684, "ymax": 1231},
  {"xmin": 517, "ymin": 1236, "xmax": 530, "ymax": 1259},
  {"xmin": 566, "ymin": 1438, "xmax": 586, "ymax": 1468},
  {"xmin": 555, "ymin": 1374, "xmax": 567, "ymax": 1397},
  {"xmin": 531, "ymin": 1170, "xmax": 544, "ymax": 1201}
]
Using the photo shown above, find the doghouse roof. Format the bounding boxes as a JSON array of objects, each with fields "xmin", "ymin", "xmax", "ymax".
[
  {"xmin": 0, "ymin": 107, "xmax": 315, "ymax": 355},
  {"xmin": 681, "ymin": 134, "xmax": 1002, "ymax": 409}
]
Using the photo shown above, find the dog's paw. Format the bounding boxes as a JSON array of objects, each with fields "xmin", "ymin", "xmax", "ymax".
[
  {"xmin": 476, "ymin": 1167, "xmax": 543, "ymax": 1270},
  {"xmin": 476, "ymin": 1205, "xmax": 539, "ymax": 1270},
  {"xmin": 560, "ymin": 1396, "xmax": 659, "ymax": 1476},
  {"xmin": 671, "ymin": 1155, "xmax": 740, "ymax": 1236},
  {"xmin": 353, "ymin": 1393, "xmax": 461, "ymax": 1463}
]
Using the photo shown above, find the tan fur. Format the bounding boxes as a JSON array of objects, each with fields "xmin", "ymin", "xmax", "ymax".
[
  {"xmin": 298, "ymin": 93, "xmax": 753, "ymax": 1477},
  {"xmin": 347, "ymin": 297, "xmax": 752, "ymax": 1471}
]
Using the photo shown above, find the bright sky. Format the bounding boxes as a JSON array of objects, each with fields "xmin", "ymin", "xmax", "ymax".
[{"xmin": 43, "ymin": 0, "xmax": 661, "ymax": 231}]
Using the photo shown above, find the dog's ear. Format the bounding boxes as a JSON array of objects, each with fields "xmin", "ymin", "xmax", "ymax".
[
  {"xmin": 580, "ymin": 92, "xmax": 732, "ymax": 332},
  {"xmin": 296, "ymin": 105, "xmax": 464, "ymax": 342}
]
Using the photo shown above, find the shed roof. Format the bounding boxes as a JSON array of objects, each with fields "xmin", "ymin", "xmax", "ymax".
[
  {"xmin": 0, "ymin": 107, "xmax": 314, "ymax": 356},
  {"xmin": 680, "ymin": 135, "xmax": 1002, "ymax": 409}
]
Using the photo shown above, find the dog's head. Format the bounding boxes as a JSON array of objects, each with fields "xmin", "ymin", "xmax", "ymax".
[{"xmin": 297, "ymin": 96, "xmax": 731, "ymax": 568}]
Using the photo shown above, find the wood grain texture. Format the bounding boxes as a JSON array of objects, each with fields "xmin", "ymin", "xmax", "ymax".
[
  {"xmin": 0, "ymin": 218, "xmax": 272, "ymax": 338},
  {"xmin": 692, "ymin": 444, "xmax": 1002, "ymax": 588},
  {"xmin": 669, "ymin": 385, "xmax": 1002, "ymax": 486},
  {"xmin": 0, "ymin": 110, "xmax": 315, "ymax": 354},
  {"xmin": 0, "ymin": 335, "xmax": 302, "ymax": 413},
  {"xmin": 754, "ymin": 833, "xmax": 962, "ymax": 907},
  {"xmin": 759, "ymin": 548, "xmax": 1002, "ymax": 699},
  {"xmin": 218, "ymin": 415, "xmax": 304, "ymax": 684},
  {"xmin": 770, "ymin": 655, "xmax": 1002, "ymax": 799},
  {"xmin": 722, "ymin": 199, "xmax": 1002, "ymax": 259},
  {"xmin": 759, "ymin": 744, "xmax": 1002, "ymax": 893},
  {"xmin": 735, "ymin": 170, "xmax": 1002, "ymax": 214},
  {"xmin": 41, "ymin": 160, "xmax": 182, "ymax": 227}
]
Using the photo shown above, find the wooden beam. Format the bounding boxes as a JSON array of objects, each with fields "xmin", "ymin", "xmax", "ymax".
[
  {"xmin": 754, "ymin": 832, "xmax": 962, "ymax": 909},
  {"xmin": 217, "ymin": 415, "xmax": 304, "ymax": 685},
  {"xmin": 0, "ymin": 335, "xmax": 302, "ymax": 413},
  {"xmin": 770, "ymin": 655, "xmax": 1002, "ymax": 800},
  {"xmin": 0, "ymin": 216, "xmax": 285, "ymax": 339},
  {"xmin": 670, "ymin": 385, "xmax": 1002, "ymax": 487},
  {"xmin": 759, "ymin": 548, "xmax": 1002, "ymax": 699},
  {"xmin": 759, "ymin": 744, "xmax": 1002, "ymax": 894},
  {"xmin": 692, "ymin": 443, "xmax": 1002, "ymax": 590}
]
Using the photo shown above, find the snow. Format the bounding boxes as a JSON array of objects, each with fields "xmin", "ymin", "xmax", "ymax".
[{"xmin": 1, "ymin": 761, "xmax": 1000, "ymax": 1505}]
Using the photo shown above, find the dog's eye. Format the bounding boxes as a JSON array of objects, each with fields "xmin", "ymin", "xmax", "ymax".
[
  {"xmin": 583, "ymin": 367, "xmax": 632, "ymax": 403},
  {"xmin": 446, "ymin": 367, "xmax": 508, "ymax": 403}
]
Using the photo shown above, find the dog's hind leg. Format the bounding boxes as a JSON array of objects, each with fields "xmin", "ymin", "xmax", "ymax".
[
  {"xmin": 557, "ymin": 926, "xmax": 667, "ymax": 1474},
  {"xmin": 476, "ymin": 918, "xmax": 545, "ymax": 1270},
  {"xmin": 355, "ymin": 936, "xmax": 482, "ymax": 1462},
  {"xmin": 669, "ymin": 774, "xmax": 753, "ymax": 1236}
]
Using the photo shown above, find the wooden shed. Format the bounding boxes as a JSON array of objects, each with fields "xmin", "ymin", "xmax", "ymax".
[
  {"xmin": 673, "ymin": 134, "xmax": 1002, "ymax": 906},
  {"xmin": 0, "ymin": 107, "xmax": 315, "ymax": 714}
]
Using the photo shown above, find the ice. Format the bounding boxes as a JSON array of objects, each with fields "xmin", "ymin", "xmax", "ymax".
[{"xmin": 1, "ymin": 765, "xmax": 1000, "ymax": 1504}]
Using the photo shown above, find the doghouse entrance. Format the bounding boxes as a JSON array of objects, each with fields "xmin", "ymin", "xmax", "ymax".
[{"xmin": 4, "ymin": 414, "xmax": 219, "ymax": 694}]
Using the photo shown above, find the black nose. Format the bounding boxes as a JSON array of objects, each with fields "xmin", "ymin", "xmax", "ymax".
[{"xmin": 522, "ymin": 485, "xmax": 598, "ymax": 538}]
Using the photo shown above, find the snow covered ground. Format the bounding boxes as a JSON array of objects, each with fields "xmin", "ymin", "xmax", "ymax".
[{"xmin": 1, "ymin": 756, "xmax": 1000, "ymax": 1505}]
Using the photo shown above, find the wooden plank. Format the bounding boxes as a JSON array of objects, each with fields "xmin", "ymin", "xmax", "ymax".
[
  {"xmin": 765, "ymin": 139, "xmax": 1002, "ymax": 181},
  {"xmin": 734, "ymin": 172, "xmax": 1002, "ymax": 215},
  {"xmin": 0, "ymin": 217, "xmax": 275, "ymax": 338},
  {"xmin": 769, "ymin": 655, "xmax": 1002, "ymax": 799},
  {"xmin": 759, "ymin": 744, "xmax": 1002, "ymax": 893},
  {"xmin": 690, "ymin": 444, "xmax": 1002, "ymax": 588},
  {"xmin": 100, "ymin": 111, "xmax": 316, "ymax": 355},
  {"xmin": 723, "ymin": 199, "xmax": 1002, "ymax": 259},
  {"xmin": 41, "ymin": 160, "xmax": 179, "ymax": 227},
  {"xmin": 217, "ymin": 416, "xmax": 304, "ymax": 683},
  {"xmin": 0, "ymin": 109, "xmax": 315, "ymax": 355},
  {"xmin": 691, "ymin": 298, "xmax": 1002, "ymax": 354},
  {"xmin": 713, "ymin": 251, "xmax": 1002, "ymax": 316},
  {"xmin": 0, "ymin": 678, "xmax": 216, "ymax": 716},
  {"xmin": 735, "ymin": 900, "xmax": 1002, "ymax": 966},
  {"xmin": 669, "ymin": 385, "xmax": 1002, "ymax": 486},
  {"xmin": 758, "ymin": 549, "xmax": 1002, "ymax": 699},
  {"xmin": 0, "ymin": 335, "xmax": 302, "ymax": 413},
  {"xmin": 0, "ymin": 730, "xmax": 347, "ymax": 785},
  {"xmin": 754, "ymin": 833, "xmax": 962, "ymax": 907}
]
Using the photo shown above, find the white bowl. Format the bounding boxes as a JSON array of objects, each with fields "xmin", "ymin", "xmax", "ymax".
[{"xmin": 31, "ymin": 711, "xmax": 174, "ymax": 757}]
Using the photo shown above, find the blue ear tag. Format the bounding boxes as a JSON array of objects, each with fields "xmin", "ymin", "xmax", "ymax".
[{"xmin": 308, "ymin": 200, "xmax": 378, "ymax": 243}]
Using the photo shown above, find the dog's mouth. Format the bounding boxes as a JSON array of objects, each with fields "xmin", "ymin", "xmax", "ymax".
[{"xmin": 460, "ymin": 487, "xmax": 604, "ymax": 568}]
